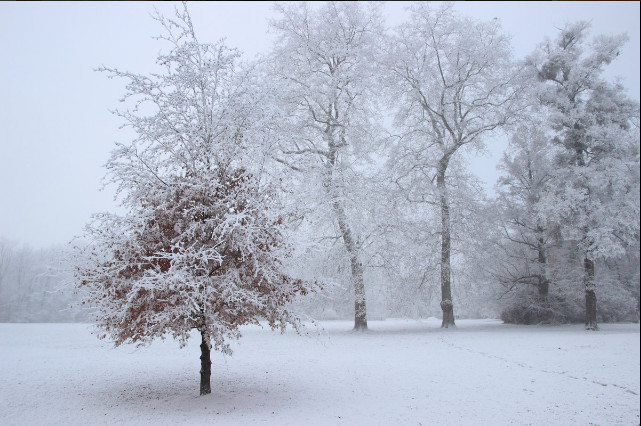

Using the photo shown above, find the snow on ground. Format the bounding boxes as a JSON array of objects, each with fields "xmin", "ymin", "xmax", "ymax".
[{"xmin": 0, "ymin": 319, "xmax": 639, "ymax": 426}]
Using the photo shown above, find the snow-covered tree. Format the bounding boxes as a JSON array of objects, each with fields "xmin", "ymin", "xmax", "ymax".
[
  {"xmin": 528, "ymin": 22, "xmax": 640, "ymax": 330},
  {"xmin": 493, "ymin": 123, "xmax": 558, "ymax": 322},
  {"xmin": 74, "ymin": 5, "xmax": 314, "ymax": 395},
  {"xmin": 386, "ymin": 3, "xmax": 524, "ymax": 327},
  {"xmin": 265, "ymin": 2, "xmax": 385, "ymax": 330}
]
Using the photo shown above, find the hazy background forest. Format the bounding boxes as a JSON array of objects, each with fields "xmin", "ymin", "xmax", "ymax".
[{"xmin": 0, "ymin": 237, "xmax": 638, "ymax": 324}]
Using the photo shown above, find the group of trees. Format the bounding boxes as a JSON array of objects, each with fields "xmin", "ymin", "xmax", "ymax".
[
  {"xmin": 259, "ymin": 3, "xmax": 639, "ymax": 331},
  {"xmin": 0, "ymin": 238, "xmax": 83, "ymax": 322},
  {"xmin": 491, "ymin": 21, "xmax": 640, "ymax": 328},
  {"xmin": 1, "ymin": 3, "xmax": 637, "ymax": 395}
]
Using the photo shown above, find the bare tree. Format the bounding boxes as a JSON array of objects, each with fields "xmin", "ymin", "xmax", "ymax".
[
  {"xmin": 493, "ymin": 124, "xmax": 558, "ymax": 322},
  {"xmin": 387, "ymin": 3, "xmax": 524, "ymax": 327},
  {"xmin": 266, "ymin": 2, "xmax": 385, "ymax": 331}
]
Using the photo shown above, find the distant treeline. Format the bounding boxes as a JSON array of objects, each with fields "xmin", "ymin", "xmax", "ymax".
[{"xmin": 0, "ymin": 238, "xmax": 88, "ymax": 322}]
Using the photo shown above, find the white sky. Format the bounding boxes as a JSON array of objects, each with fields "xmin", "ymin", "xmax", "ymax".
[{"xmin": 1, "ymin": 1, "xmax": 639, "ymax": 248}]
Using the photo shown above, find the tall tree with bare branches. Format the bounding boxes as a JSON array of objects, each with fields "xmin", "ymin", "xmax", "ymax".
[
  {"xmin": 387, "ymin": 3, "xmax": 524, "ymax": 327},
  {"xmin": 266, "ymin": 2, "xmax": 385, "ymax": 330}
]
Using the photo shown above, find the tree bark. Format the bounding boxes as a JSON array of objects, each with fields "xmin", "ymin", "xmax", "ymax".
[
  {"xmin": 200, "ymin": 329, "xmax": 212, "ymax": 395},
  {"xmin": 324, "ymin": 136, "xmax": 368, "ymax": 331},
  {"xmin": 333, "ymin": 200, "xmax": 368, "ymax": 331},
  {"xmin": 538, "ymin": 278, "xmax": 550, "ymax": 323},
  {"xmin": 537, "ymin": 237, "xmax": 550, "ymax": 323},
  {"xmin": 584, "ymin": 257, "xmax": 598, "ymax": 331},
  {"xmin": 437, "ymin": 163, "xmax": 455, "ymax": 328}
]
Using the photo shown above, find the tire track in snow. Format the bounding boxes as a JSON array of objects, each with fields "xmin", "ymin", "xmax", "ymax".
[{"xmin": 437, "ymin": 334, "xmax": 638, "ymax": 396}]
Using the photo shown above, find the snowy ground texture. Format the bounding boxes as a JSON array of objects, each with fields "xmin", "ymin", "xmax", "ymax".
[{"xmin": 1, "ymin": 319, "xmax": 639, "ymax": 426}]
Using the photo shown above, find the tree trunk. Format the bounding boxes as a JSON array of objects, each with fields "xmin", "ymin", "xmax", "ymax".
[
  {"xmin": 584, "ymin": 257, "xmax": 598, "ymax": 331},
  {"xmin": 200, "ymin": 329, "xmax": 212, "ymax": 395},
  {"xmin": 437, "ymin": 164, "xmax": 455, "ymax": 328},
  {"xmin": 537, "ymin": 238, "xmax": 550, "ymax": 323},
  {"xmin": 324, "ymin": 141, "xmax": 368, "ymax": 332},
  {"xmin": 538, "ymin": 278, "xmax": 550, "ymax": 323},
  {"xmin": 333, "ymin": 200, "xmax": 368, "ymax": 331}
]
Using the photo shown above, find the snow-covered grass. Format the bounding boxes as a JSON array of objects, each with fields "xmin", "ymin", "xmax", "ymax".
[{"xmin": 0, "ymin": 319, "xmax": 639, "ymax": 425}]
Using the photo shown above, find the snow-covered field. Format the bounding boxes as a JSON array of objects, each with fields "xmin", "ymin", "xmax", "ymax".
[{"xmin": 1, "ymin": 319, "xmax": 639, "ymax": 426}]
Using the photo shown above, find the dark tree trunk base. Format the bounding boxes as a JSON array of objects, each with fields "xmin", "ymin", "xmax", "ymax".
[
  {"xmin": 441, "ymin": 318, "xmax": 456, "ymax": 328},
  {"xmin": 538, "ymin": 278, "xmax": 550, "ymax": 324},
  {"xmin": 441, "ymin": 299, "xmax": 455, "ymax": 328},
  {"xmin": 584, "ymin": 258, "xmax": 598, "ymax": 331},
  {"xmin": 353, "ymin": 299, "xmax": 368, "ymax": 331},
  {"xmin": 353, "ymin": 317, "xmax": 368, "ymax": 331},
  {"xmin": 200, "ymin": 330, "xmax": 212, "ymax": 395},
  {"xmin": 585, "ymin": 289, "xmax": 598, "ymax": 331}
]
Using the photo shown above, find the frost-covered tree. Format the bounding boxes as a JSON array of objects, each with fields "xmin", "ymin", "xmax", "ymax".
[
  {"xmin": 74, "ymin": 5, "xmax": 314, "ymax": 395},
  {"xmin": 381, "ymin": 144, "xmax": 495, "ymax": 319},
  {"xmin": 386, "ymin": 3, "xmax": 524, "ymax": 327},
  {"xmin": 494, "ymin": 123, "xmax": 558, "ymax": 322},
  {"xmin": 528, "ymin": 22, "xmax": 640, "ymax": 330},
  {"xmin": 266, "ymin": 2, "xmax": 385, "ymax": 330}
]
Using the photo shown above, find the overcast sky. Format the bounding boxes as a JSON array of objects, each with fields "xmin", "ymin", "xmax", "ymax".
[{"xmin": 1, "ymin": 1, "xmax": 639, "ymax": 248}]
